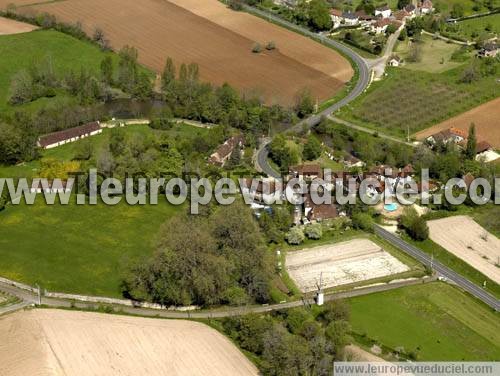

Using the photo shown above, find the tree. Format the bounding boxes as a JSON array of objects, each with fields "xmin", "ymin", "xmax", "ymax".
[
  {"xmin": 398, "ymin": 28, "xmax": 407, "ymax": 41},
  {"xmin": 286, "ymin": 227, "xmax": 305, "ymax": 245},
  {"xmin": 397, "ymin": 0, "xmax": 411, "ymax": 9},
  {"xmin": 100, "ymin": 56, "xmax": 114, "ymax": 85},
  {"xmin": 252, "ymin": 42, "xmax": 262, "ymax": 53},
  {"xmin": 351, "ymin": 212, "xmax": 373, "ymax": 231},
  {"xmin": 308, "ymin": 0, "xmax": 333, "ymax": 31},
  {"xmin": 465, "ymin": 123, "xmax": 477, "ymax": 160},
  {"xmin": 9, "ymin": 70, "xmax": 34, "ymax": 105},
  {"xmin": 386, "ymin": 23, "xmax": 397, "ymax": 35},
  {"xmin": 303, "ymin": 135, "xmax": 322, "ymax": 161},
  {"xmin": 117, "ymin": 46, "xmax": 139, "ymax": 93},
  {"xmin": 295, "ymin": 88, "xmax": 314, "ymax": 118},
  {"xmin": 161, "ymin": 57, "xmax": 176, "ymax": 91},
  {"xmin": 401, "ymin": 207, "xmax": 429, "ymax": 241}
]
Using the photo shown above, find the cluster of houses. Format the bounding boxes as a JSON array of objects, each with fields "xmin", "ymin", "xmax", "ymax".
[
  {"xmin": 242, "ymin": 162, "xmax": 422, "ymax": 225},
  {"xmin": 208, "ymin": 135, "xmax": 245, "ymax": 167},
  {"xmin": 37, "ymin": 122, "xmax": 102, "ymax": 149},
  {"xmin": 426, "ymin": 127, "xmax": 498, "ymax": 162},
  {"xmin": 330, "ymin": 1, "xmax": 433, "ymax": 34}
]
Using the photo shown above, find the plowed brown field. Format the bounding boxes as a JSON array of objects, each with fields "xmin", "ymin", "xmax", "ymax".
[
  {"xmin": 14, "ymin": 0, "xmax": 353, "ymax": 106},
  {"xmin": 0, "ymin": 16, "xmax": 37, "ymax": 34},
  {"xmin": 415, "ymin": 97, "xmax": 500, "ymax": 148}
]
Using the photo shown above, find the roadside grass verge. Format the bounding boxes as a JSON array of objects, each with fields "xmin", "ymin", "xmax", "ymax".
[
  {"xmin": 335, "ymin": 66, "xmax": 498, "ymax": 139},
  {"xmin": 349, "ymin": 282, "xmax": 500, "ymax": 361},
  {"xmin": 402, "ymin": 234, "xmax": 500, "ymax": 299}
]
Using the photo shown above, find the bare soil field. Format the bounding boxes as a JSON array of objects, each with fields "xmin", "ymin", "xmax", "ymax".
[
  {"xmin": 0, "ymin": 16, "xmax": 37, "ymax": 35},
  {"xmin": 428, "ymin": 216, "xmax": 500, "ymax": 285},
  {"xmin": 168, "ymin": 0, "xmax": 353, "ymax": 82},
  {"xmin": 286, "ymin": 239, "xmax": 410, "ymax": 292},
  {"xmin": 16, "ymin": 0, "xmax": 352, "ymax": 106},
  {"xmin": 415, "ymin": 98, "xmax": 500, "ymax": 149},
  {"xmin": 0, "ymin": 309, "xmax": 258, "ymax": 376}
]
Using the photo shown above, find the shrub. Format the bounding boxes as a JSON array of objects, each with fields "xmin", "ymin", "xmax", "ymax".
[
  {"xmin": 305, "ymin": 223, "xmax": 322, "ymax": 239},
  {"xmin": 286, "ymin": 227, "xmax": 305, "ymax": 245},
  {"xmin": 351, "ymin": 212, "xmax": 373, "ymax": 232},
  {"xmin": 266, "ymin": 41, "xmax": 276, "ymax": 50},
  {"xmin": 252, "ymin": 43, "xmax": 262, "ymax": 53}
]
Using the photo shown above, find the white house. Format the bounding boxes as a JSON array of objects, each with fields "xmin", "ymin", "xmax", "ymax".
[
  {"xmin": 388, "ymin": 55, "xmax": 401, "ymax": 66},
  {"xmin": 37, "ymin": 122, "xmax": 102, "ymax": 149},
  {"xmin": 342, "ymin": 11, "xmax": 359, "ymax": 26},
  {"xmin": 420, "ymin": 0, "xmax": 434, "ymax": 14},
  {"xmin": 330, "ymin": 8, "xmax": 343, "ymax": 28},
  {"xmin": 375, "ymin": 5, "xmax": 392, "ymax": 19},
  {"xmin": 372, "ymin": 18, "xmax": 391, "ymax": 34}
]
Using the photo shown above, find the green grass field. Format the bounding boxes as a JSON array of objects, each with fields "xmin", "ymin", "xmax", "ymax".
[
  {"xmin": 434, "ymin": 0, "xmax": 495, "ymax": 16},
  {"xmin": 350, "ymin": 283, "xmax": 500, "ymax": 360},
  {"xmin": 395, "ymin": 35, "xmax": 468, "ymax": 73},
  {"xmin": 445, "ymin": 14, "xmax": 500, "ymax": 41},
  {"xmin": 0, "ymin": 123, "xmax": 218, "ymax": 296},
  {"xmin": 0, "ymin": 29, "xmax": 121, "ymax": 113},
  {"xmin": 0, "ymin": 197, "xmax": 179, "ymax": 297},
  {"xmin": 337, "ymin": 66, "xmax": 498, "ymax": 139}
]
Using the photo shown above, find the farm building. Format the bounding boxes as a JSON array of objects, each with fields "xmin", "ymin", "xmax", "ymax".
[
  {"xmin": 388, "ymin": 55, "xmax": 401, "ymax": 67},
  {"xmin": 208, "ymin": 135, "xmax": 244, "ymax": 167},
  {"xmin": 37, "ymin": 122, "xmax": 102, "ymax": 149}
]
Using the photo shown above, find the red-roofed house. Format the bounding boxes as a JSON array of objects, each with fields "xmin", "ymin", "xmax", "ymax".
[{"xmin": 37, "ymin": 122, "xmax": 102, "ymax": 149}]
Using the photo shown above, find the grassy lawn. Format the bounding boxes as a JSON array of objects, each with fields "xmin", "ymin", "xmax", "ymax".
[
  {"xmin": 447, "ymin": 13, "xmax": 500, "ymax": 40},
  {"xmin": 434, "ymin": 0, "xmax": 493, "ymax": 16},
  {"xmin": 0, "ymin": 196, "xmax": 179, "ymax": 297},
  {"xmin": 336, "ymin": 66, "xmax": 498, "ymax": 139},
  {"xmin": 350, "ymin": 282, "xmax": 500, "ymax": 360},
  {"xmin": 0, "ymin": 123, "xmax": 219, "ymax": 297},
  {"xmin": 395, "ymin": 35, "xmax": 468, "ymax": 73},
  {"xmin": 0, "ymin": 29, "xmax": 122, "ymax": 114}
]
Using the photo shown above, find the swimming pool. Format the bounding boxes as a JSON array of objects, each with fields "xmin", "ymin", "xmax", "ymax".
[{"xmin": 384, "ymin": 203, "xmax": 399, "ymax": 212}]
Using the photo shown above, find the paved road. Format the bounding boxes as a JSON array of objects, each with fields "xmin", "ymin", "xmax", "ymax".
[
  {"xmin": 375, "ymin": 225, "xmax": 500, "ymax": 311},
  {"xmin": 0, "ymin": 277, "xmax": 431, "ymax": 318},
  {"xmin": 248, "ymin": 5, "xmax": 372, "ymax": 177}
]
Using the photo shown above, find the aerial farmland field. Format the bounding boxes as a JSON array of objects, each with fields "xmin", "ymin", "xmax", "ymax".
[
  {"xmin": 11, "ymin": 0, "xmax": 353, "ymax": 106},
  {"xmin": 0, "ymin": 309, "xmax": 259, "ymax": 376},
  {"xmin": 415, "ymin": 97, "xmax": 500, "ymax": 148}
]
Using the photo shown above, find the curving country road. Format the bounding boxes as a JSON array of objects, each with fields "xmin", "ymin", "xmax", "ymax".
[{"xmin": 247, "ymin": 5, "xmax": 371, "ymax": 177}]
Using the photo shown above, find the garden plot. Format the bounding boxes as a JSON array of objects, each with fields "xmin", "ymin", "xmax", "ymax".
[
  {"xmin": 286, "ymin": 239, "xmax": 410, "ymax": 292},
  {"xmin": 428, "ymin": 216, "xmax": 500, "ymax": 284}
]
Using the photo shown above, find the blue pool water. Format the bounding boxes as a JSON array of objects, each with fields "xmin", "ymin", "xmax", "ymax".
[{"xmin": 384, "ymin": 203, "xmax": 399, "ymax": 212}]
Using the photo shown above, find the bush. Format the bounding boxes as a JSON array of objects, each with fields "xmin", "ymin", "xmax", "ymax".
[
  {"xmin": 266, "ymin": 41, "xmax": 276, "ymax": 50},
  {"xmin": 401, "ymin": 207, "xmax": 429, "ymax": 241},
  {"xmin": 252, "ymin": 43, "xmax": 262, "ymax": 53},
  {"xmin": 286, "ymin": 227, "xmax": 305, "ymax": 245},
  {"xmin": 305, "ymin": 223, "xmax": 322, "ymax": 239},
  {"xmin": 351, "ymin": 212, "xmax": 373, "ymax": 232}
]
